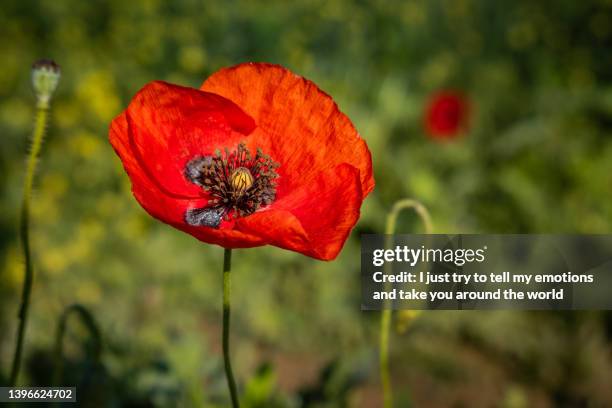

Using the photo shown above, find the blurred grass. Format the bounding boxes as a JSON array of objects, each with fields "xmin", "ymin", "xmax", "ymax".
[{"xmin": 0, "ymin": 0, "xmax": 611, "ymax": 406}]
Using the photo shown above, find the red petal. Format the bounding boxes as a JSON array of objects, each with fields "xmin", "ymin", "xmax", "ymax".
[
  {"xmin": 200, "ymin": 63, "xmax": 374, "ymax": 200},
  {"xmin": 235, "ymin": 163, "xmax": 362, "ymax": 260},
  {"xmin": 110, "ymin": 109, "xmax": 264, "ymax": 248},
  {"xmin": 122, "ymin": 81, "xmax": 256, "ymax": 197}
]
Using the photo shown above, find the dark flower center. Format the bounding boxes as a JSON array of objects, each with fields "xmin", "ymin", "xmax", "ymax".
[{"xmin": 184, "ymin": 142, "xmax": 279, "ymax": 228}]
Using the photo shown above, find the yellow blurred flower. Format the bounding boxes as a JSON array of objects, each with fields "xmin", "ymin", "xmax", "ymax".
[
  {"xmin": 40, "ymin": 248, "xmax": 69, "ymax": 276},
  {"xmin": 396, "ymin": 310, "xmax": 421, "ymax": 333},
  {"xmin": 69, "ymin": 131, "xmax": 103, "ymax": 159},
  {"xmin": 3, "ymin": 246, "xmax": 24, "ymax": 289},
  {"xmin": 75, "ymin": 281, "xmax": 102, "ymax": 304},
  {"xmin": 76, "ymin": 70, "xmax": 121, "ymax": 122}
]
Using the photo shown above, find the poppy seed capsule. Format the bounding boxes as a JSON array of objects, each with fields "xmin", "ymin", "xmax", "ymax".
[{"xmin": 230, "ymin": 167, "xmax": 254, "ymax": 194}]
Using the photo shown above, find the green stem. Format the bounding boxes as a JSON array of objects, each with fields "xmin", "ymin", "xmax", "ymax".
[
  {"xmin": 379, "ymin": 300, "xmax": 393, "ymax": 408},
  {"xmin": 222, "ymin": 248, "xmax": 240, "ymax": 408},
  {"xmin": 10, "ymin": 104, "xmax": 49, "ymax": 386},
  {"xmin": 380, "ymin": 199, "xmax": 433, "ymax": 408}
]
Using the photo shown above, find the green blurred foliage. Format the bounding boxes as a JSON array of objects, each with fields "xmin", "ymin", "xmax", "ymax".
[{"xmin": 0, "ymin": 0, "xmax": 611, "ymax": 406}]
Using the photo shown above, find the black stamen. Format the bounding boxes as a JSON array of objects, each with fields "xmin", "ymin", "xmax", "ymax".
[
  {"xmin": 185, "ymin": 207, "xmax": 223, "ymax": 228},
  {"xmin": 185, "ymin": 156, "xmax": 213, "ymax": 187},
  {"xmin": 184, "ymin": 143, "xmax": 279, "ymax": 228}
]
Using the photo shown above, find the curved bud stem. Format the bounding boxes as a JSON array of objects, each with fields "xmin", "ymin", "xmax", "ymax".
[
  {"xmin": 52, "ymin": 304, "xmax": 103, "ymax": 387},
  {"xmin": 380, "ymin": 199, "xmax": 433, "ymax": 408}
]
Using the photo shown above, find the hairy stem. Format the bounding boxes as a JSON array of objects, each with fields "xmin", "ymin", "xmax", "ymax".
[
  {"xmin": 380, "ymin": 199, "xmax": 433, "ymax": 408},
  {"xmin": 10, "ymin": 104, "xmax": 49, "ymax": 386},
  {"xmin": 223, "ymin": 248, "xmax": 240, "ymax": 408}
]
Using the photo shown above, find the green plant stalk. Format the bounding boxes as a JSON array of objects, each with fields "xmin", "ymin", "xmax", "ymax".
[
  {"xmin": 379, "ymin": 296, "xmax": 393, "ymax": 408},
  {"xmin": 9, "ymin": 103, "xmax": 49, "ymax": 386},
  {"xmin": 380, "ymin": 199, "xmax": 432, "ymax": 408},
  {"xmin": 223, "ymin": 248, "xmax": 240, "ymax": 408}
]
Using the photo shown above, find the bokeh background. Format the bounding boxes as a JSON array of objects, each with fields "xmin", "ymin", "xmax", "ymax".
[{"xmin": 1, "ymin": 0, "xmax": 612, "ymax": 406}]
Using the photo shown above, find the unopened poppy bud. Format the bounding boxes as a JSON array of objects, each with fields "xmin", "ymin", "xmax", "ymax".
[
  {"xmin": 230, "ymin": 167, "xmax": 254, "ymax": 194},
  {"xmin": 31, "ymin": 59, "xmax": 61, "ymax": 108}
]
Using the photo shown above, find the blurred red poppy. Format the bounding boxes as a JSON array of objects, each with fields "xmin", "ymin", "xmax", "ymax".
[
  {"xmin": 424, "ymin": 91, "xmax": 470, "ymax": 140},
  {"xmin": 109, "ymin": 63, "xmax": 374, "ymax": 260}
]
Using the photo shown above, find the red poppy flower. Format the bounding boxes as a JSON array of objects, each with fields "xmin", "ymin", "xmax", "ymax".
[
  {"xmin": 109, "ymin": 63, "xmax": 374, "ymax": 260},
  {"xmin": 424, "ymin": 91, "xmax": 470, "ymax": 140}
]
